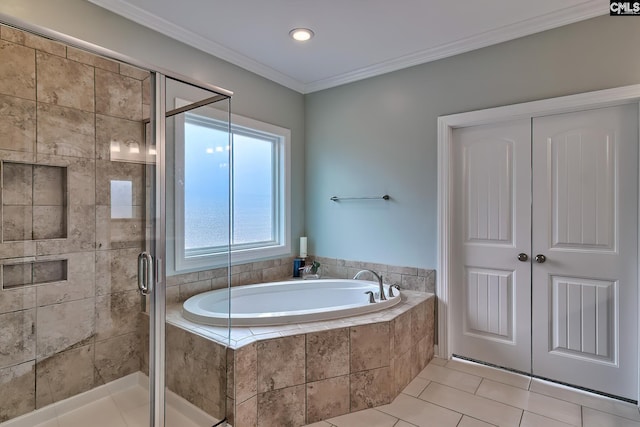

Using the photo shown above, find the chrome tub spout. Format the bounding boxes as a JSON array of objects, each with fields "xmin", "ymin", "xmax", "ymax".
[{"xmin": 353, "ymin": 269, "xmax": 387, "ymax": 301}]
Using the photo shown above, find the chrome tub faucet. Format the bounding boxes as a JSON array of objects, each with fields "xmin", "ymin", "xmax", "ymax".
[{"xmin": 353, "ymin": 269, "xmax": 387, "ymax": 301}]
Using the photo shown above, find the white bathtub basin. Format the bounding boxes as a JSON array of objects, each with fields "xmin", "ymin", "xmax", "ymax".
[{"xmin": 182, "ymin": 279, "xmax": 401, "ymax": 326}]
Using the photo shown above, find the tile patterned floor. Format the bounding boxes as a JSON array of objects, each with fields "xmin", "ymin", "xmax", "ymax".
[
  {"xmin": 4, "ymin": 358, "xmax": 639, "ymax": 427},
  {"xmin": 304, "ymin": 357, "xmax": 640, "ymax": 427}
]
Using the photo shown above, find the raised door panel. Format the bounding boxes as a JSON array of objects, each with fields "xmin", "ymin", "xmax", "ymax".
[
  {"xmin": 532, "ymin": 104, "xmax": 638, "ymax": 400},
  {"xmin": 550, "ymin": 127, "xmax": 615, "ymax": 252},
  {"xmin": 451, "ymin": 119, "xmax": 531, "ymax": 373},
  {"xmin": 550, "ymin": 276, "xmax": 615, "ymax": 364},
  {"xmin": 464, "ymin": 267, "xmax": 513, "ymax": 342},
  {"xmin": 463, "ymin": 140, "xmax": 513, "ymax": 245}
]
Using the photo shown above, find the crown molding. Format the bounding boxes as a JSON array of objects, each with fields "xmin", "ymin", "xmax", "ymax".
[
  {"xmin": 88, "ymin": 0, "xmax": 306, "ymax": 93},
  {"xmin": 90, "ymin": 0, "xmax": 606, "ymax": 94},
  {"xmin": 303, "ymin": 0, "xmax": 607, "ymax": 93}
]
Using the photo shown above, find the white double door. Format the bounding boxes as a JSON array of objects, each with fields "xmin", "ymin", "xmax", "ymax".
[{"xmin": 451, "ymin": 104, "xmax": 639, "ymax": 400}]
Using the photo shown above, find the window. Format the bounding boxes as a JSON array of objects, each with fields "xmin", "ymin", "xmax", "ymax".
[{"xmin": 172, "ymin": 100, "xmax": 291, "ymax": 272}]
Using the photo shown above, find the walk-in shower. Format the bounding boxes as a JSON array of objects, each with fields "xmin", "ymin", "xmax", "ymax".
[{"xmin": 0, "ymin": 18, "xmax": 232, "ymax": 427}]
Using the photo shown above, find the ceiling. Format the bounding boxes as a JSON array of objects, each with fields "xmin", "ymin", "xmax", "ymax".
[{"xmin": 88, "ymin": 0, "xmax": 606, "ymax": 94}]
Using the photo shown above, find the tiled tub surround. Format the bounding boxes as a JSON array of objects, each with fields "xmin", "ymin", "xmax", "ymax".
[
  {"xmin": 159, "ymin": 291, "xmax": 435, "ymax": 427},
  {"xmin": 164, "ymin": 255, "xmax": 436, "ymax": 304},
  {"xmin": 313, "ymin": 257, "xmax": 436, "ymax": 294},
  {"xmin": 155, "ymin": 256, "xmax": 435, "ymax": 425},
  {"xmin": 0, "ymin": 24, "xmax": 150, "ymax": 423}
]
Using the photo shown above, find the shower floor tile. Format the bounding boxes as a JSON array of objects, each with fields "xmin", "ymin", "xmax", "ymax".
[
  {"xmin": 55, "ymin": 397, "xmax": 128, "ymax": 427},
  {"xmin": 1, "ymin": 372, "xmax": 218, "ymax": 427}
]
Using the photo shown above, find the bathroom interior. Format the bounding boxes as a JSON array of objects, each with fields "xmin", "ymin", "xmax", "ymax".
[{"xmin": 1, "ymin": 1, "xmax": 640, "ymax": 427}]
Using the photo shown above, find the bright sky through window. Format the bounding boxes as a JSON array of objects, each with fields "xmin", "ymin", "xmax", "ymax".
[{"xmin": 184, "ymin": 119, "xmax": 275, "ymax": 252}]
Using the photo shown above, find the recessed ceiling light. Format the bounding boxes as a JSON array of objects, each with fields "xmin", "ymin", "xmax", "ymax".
[{"xmin": 289, "ymin": 28, "xmax": 314, "ymax": 42}]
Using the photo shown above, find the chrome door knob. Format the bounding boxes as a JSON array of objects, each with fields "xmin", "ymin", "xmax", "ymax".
[
  {"xmin": 517, "ymin": 253, "xmax": 528, "ymax": 262},
  {"xmin": 535, "ymin": 254, "xmax": 546, "ymax": 263}
]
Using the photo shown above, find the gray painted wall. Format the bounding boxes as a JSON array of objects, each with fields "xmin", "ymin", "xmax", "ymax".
[
  {"xmin": 304, "ymin": 15, "xmax": 640, "ymax": 269},
  {"xmin": 3, "ymin": 4, "xmax": 640, "ymax": 271},
  {"xmin": 0, "ymin": 0, "xmax": 306, "ymax": 259}
]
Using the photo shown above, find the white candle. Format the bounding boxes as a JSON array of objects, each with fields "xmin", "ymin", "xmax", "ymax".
[{"xmin": 300, "ymin": 236, "xmax": 308, "ymax": 258}]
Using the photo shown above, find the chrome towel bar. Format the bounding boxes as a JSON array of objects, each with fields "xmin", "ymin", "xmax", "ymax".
[{"xmin": 330, "ymin": 194, "xmax": 390, "ymax": 202}]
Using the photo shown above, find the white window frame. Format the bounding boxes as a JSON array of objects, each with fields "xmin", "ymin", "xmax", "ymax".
[{"xmin": 172, "ymin": 98, "xmax": 291, "ymax": 273}]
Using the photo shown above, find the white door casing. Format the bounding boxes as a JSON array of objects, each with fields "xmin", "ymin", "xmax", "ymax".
[
  {"xmin": 438, "ymin": 85, "xmax": 640, "ymax": 402},
  {"xmin": 451, "ymin": 120, "xmax": 532, "ymax": 372},
  {"xmin": 531, "ymin": 105, "xmax": 638, "ymax": 399}
]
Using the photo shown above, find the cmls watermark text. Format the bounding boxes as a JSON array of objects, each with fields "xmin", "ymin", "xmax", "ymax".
[{"xmin": 610, "ymin": 1, "xmax": 640, "ymax": 15}]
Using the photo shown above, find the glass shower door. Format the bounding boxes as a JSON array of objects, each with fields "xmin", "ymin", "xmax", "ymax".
[{"xmin": 144, "ymin": 74, "xmax": 232, "ymax": 427}]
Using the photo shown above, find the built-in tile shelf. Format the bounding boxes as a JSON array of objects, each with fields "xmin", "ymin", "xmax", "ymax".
[
  {"xmin": 0, "ymin": 161, "xmax": 71, "ymax": 289},
  {"xmin": 1, "ymin": 162, "xmax": 67, "ymax": 242},
  {"xmin": 1, "ymin": 259, "xmax": 67, "ymax": 289}
]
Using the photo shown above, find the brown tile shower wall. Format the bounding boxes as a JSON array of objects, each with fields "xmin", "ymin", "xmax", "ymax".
[{"xmin": 0, "ymin": 25, "xmax": 149, "ymax": 423}]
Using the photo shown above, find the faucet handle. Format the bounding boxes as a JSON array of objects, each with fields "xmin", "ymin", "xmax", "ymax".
[
  {"xmin": 388, "ymin": 284, "xmax": 400, "ymax": 297},
  {"xmin": 364, "ymin": 291, "xmax": 376, "ymax": 304}
]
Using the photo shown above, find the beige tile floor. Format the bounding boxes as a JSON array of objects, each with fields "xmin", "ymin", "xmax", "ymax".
[
  {"xmin": 4, "ymin": 358, "xmax": 639, "ymax": 427},
  {"xmin": 305, "ymin": 357, "xmax": 640, "ymax": 427}
]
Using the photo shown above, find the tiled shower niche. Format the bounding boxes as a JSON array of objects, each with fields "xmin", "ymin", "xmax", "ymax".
[
  {"xmin": 2, "ymin": 259, "xmax": 68, "ymax": 289},
  {"xmin": 2, "ymin": 162, "xmax": 67, "ymax": 241}
]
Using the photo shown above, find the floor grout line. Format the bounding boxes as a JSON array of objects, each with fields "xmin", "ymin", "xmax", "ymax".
[
  {"xmin": 526, "ymin": 382, "xmax": 640, "ymax": 423},
  {"xmin": 314, "ymin": 359, "xmax": 640, "ymax": 427},
  {"xmin": 436, "ymin": 361, "xmax": 640, "ymax": 423}
]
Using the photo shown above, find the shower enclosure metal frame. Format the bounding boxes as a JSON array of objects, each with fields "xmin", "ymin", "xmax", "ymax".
[{"xmin": 148, "ymin": 74, "xmax": 232, "ymax": 427}]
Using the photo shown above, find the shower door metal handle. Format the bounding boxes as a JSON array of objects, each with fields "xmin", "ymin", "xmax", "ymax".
[{"xmin": 137, "ymin": 252, "xmax": 154, "ymax": 296}]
